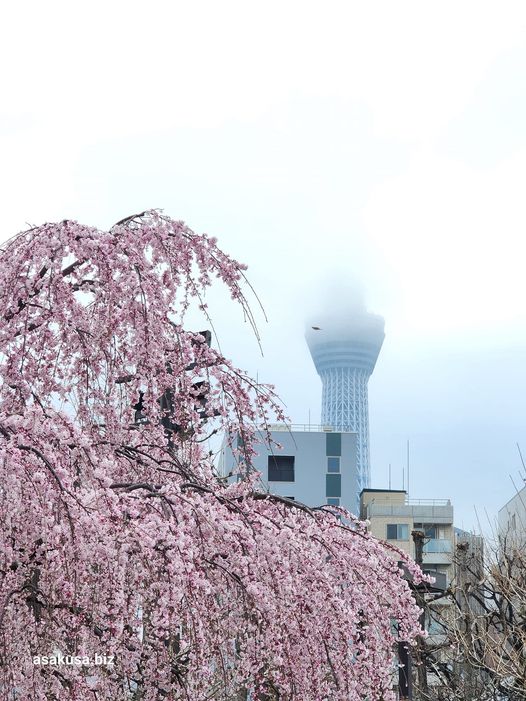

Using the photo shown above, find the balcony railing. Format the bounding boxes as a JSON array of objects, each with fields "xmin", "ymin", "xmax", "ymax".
[{"xmin": 423, "ymin": 538, "xmax": 452, "ymax": 554}]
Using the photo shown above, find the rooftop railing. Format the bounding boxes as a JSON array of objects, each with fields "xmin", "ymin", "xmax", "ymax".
[
  {"xmin": 265, "ymin": 423, "xmax": 357, "ymax": 433},
  {"xmin": 407, "ymin": 498, "xmax": 451, "ymax": 506},
  {"xmin": 365, "ymin": 502, "xmax": 454, "ymax": 523}
]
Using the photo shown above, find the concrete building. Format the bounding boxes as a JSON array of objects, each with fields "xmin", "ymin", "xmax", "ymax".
[
  {"xmin": 305, "ymin": 306, "xmax": 384, "ymax": 495},
  {"xmin": 360, "ymin": 489, "xmax": 488, "ymax": 696},
  {"xmin": 221, "ymin": 424, "xmax": 360, "ymax": 514},
  {"xmin": 360, "ymin": 488, "xmax": 454, "ymax": 586},
  {"xmin": 498, "ymin": 485, "xmax": 526, "ymax": 547}
]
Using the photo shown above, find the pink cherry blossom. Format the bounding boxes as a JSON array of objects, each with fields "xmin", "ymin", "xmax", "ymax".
[{"xmin": 0, "ymin": 211, "xmax": 425, "ymax": 700}]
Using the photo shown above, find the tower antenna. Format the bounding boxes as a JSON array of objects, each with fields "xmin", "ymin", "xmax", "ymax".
[{"xmin": 517, "ymin": 442, "xmax": 526, "ymax": 479}]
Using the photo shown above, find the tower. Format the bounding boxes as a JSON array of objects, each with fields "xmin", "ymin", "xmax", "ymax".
[{"xmin": 306, "ymin": 307, "xmax": 384, "ymax": 492}]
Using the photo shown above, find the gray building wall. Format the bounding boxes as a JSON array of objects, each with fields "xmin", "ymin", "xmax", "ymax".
[{"xmin": 220, "ymin": 427, "xmax": 360, "ymax": 515}]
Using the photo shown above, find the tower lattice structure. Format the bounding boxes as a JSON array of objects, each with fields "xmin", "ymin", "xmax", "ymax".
[{"xmin": 306, "ymin": 311, "xmax": 384, "ymax": 493}]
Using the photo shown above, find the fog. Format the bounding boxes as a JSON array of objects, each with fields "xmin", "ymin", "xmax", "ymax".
[{"xmin": 2, "ymin": 0, "xmax": 526, "ymax": 531}]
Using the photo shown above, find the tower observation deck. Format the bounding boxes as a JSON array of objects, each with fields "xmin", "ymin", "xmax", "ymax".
[{"xmin": 306, "ymin": 309, "xmax": 384, "ymax": 492}]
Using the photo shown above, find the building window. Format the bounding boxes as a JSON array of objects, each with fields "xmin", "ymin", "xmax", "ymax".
[
  {"xmin": 425, "ymin": 608, "xmax": 446, "ymax": 636},
  {"xmin": 268, "ymin": 456, "xmax": 295, "ymax": 482},
  {"xmin": 386, "ymin": 524, "xmax": 409, "ymax": 541},
  {"xmin": 327, "ymin": 457, "xmax": 340, "ymax": 473},
  {"xmin": 326, "ymin": 474, "xmax": 341, "ymax": 498},
  {"xmin": 327, "ymin": 497, "xmax": 340, "ymax": 506},
  {"xmin": 326, "ymin": 432, "xmax": 341, "ymax": 456}
]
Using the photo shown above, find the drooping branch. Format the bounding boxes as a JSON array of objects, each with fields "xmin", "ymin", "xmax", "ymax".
[{"xmin": 0, "ymin": 211, "xmax": 424, "ymax": 701}]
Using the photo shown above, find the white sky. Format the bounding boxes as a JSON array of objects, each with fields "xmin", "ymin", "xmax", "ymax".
[{"xmin": 2, "ymin": 0, "xmax": 526, "ymax": 531}]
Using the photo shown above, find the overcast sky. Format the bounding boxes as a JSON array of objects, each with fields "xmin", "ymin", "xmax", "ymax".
[{"xmin": 2, "ymin": 1, "xmax": 526, "ymax": 532}]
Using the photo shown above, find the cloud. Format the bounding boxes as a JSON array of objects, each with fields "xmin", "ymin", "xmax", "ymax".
[{"xmin": 364, "ymin": 145, "xmax": 526, "ymax": 339}]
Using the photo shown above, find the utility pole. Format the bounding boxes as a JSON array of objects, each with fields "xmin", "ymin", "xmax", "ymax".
[
  {"xmin": 398, "ymin": 529, "xmax": 428, "ymax": 700},
  {"xmin": 412, "ymin": 529, "xmax": 428, "ymax": 699}
]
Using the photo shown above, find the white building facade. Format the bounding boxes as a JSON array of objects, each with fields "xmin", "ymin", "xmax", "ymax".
[{"xmin": 220, "ymin": 424, "xmax": 360, "ymax": 515}]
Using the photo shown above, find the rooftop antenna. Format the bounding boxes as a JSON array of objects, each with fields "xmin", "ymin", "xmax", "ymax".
[
  {"xmin": 517, "ymin": 443, "xmax": 526, "ymax": 480},
  {"xmin": 389, "ymin": 463, "xmax": 392, "ymax": 490},
  {"xmin": 407, "ymin": 439, "xmax": 410, "ymax": 499},
  {"xmin": 402, "ymin": 466, "xmax": 405, "ymax": 491}
]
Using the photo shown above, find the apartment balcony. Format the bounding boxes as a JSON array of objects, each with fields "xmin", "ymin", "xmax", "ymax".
[
  {"xmin": 423, "ymin": 538, "xmax": 453, "ymax": 554},
  {"xmin": 422, "ymin": 538, "xmax": 453, "ymax": 565}
]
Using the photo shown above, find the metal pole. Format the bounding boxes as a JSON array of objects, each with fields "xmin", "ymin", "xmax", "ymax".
[{"xmin": 407, "ymin": 439, "xmax": 410, "ymax": 499}]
